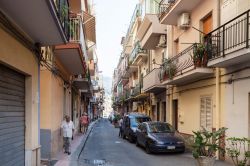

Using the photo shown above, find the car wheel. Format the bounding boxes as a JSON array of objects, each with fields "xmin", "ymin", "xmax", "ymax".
[
  {"xmin": 136, "ymin": 139, "xmax": 139, "ymax": 147},
  {"xmin": 145, "ymin": 144, "xmax": 151, "ymax": 154},
  {"xmin": 128, "ymin": 134, "xmax": 134, "ymax": 143},
  {"xmin": 122, "ymin": 132, "xmax": 126, "ymax": 139}
]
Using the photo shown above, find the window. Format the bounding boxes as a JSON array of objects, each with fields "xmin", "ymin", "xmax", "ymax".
[{"xmin": 200, "ymin": 96, "xmax": 213, "ymax": 130}]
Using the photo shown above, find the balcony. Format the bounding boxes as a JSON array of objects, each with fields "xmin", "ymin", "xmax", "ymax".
[
  {"xmin": 206, "ymin": 10, "xmax": 250, "ymax": 68},
  {"xmin": 161, "ymin": 44, "xmax": 213, "ymax": 85},
  {"xmin": 73, "ymin": 74, "xmax": 89, "ymax": 91},
  {"xmin": 0, "ymin": 0, "xmax": 69, "ymax": 45},
  {"xmin": 159, "ymin": 0, "xmax": 202, "ymax": 25},
  {"xmin": 131, "ymin": 84, "xmax": 141, "ymax": 97},
  {"xmin": 129, "ymin": 42, "xmax": 148, "ymax": 66},
  {"xmin": 137, "ymin": 14, "xmax": 167, "ymax": 49},
  {"xmin": 143, "ymin": 68, "xmax": 166, "ymax": 93},
  {"xmin": 55, "ymin": 15, "xmax": 86, "ymax": 75}
]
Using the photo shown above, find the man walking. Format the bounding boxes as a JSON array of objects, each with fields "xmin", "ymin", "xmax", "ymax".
[{"xmin": 61, "ymin": 115, "xmax": 75, "ymax": 155}]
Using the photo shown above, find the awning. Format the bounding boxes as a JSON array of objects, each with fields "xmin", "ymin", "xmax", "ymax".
[{"xmin": 82, "ymin": 11, "xmax": 96, "ymax": 44}]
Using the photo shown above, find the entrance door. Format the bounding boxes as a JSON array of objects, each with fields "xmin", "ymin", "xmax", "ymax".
[
  {"xmin": 173, "ymin": 100, "xmax": 178, "ymax": 130},
  {"xmin": 157, "ymin": 102, "xmax": 160, "ymax": 121},
  {"xmin": 0, "ymin": 64, "xmax": 25, "ymax": 166},
  {"xmin": 162, "ymin": 102, "xmax": 166, "ymax": 122}
]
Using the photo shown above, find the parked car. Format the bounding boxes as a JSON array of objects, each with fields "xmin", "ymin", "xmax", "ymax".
[
  {"xmin": 136, "ymin": 122, "xmax": 185, "ymax": 154},
  {"xmin": 122, "ymin": 113, "xmax": 151, "ymax": 142}
]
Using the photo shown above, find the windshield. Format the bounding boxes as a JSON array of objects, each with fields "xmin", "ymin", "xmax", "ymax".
[
  {"xmin": 148, "ymin": 123, "xmax": 175, "ymax": 133},
  {"xmin": 130, "ymin": 117, "xmax": 151, "ymax": 127}
]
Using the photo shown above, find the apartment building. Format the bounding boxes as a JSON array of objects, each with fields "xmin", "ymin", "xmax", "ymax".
[
  {"xmin": 112, "ymin": 1, "xmax": 168, "ymax": 121},
  {"xmin": 0, "ymin": 0, "xmax": 69, "ymax": 165},
  {"xmin": 40, "ymin": 0, "xmax": 99, "ymax": 161},
  {"xmin": 207, "ymin": 0, "xmax": 250, "ymax": 140}
]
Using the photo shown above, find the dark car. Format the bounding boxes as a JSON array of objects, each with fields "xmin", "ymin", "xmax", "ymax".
[
  {"xmin": 136, "ymin": 122, "xmax": 185, "ymax": 154},
  {"xmin": 122, "ymin": 113, "xmax": 151, "ymax": 142}
]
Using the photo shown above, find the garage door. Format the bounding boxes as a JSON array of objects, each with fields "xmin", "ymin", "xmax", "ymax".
[{"xmin": 0, "ymin": 64, "xmax": 25, "ymax": 166}]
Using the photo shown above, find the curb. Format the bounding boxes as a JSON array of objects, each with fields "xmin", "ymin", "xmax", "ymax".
[{"xmin": 69, "ymin": 120, "xmax": 98, "ymax": 162}]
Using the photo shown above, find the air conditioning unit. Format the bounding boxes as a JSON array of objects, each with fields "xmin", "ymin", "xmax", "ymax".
[
  {"xmin": 178, "ymin": 13, "xmax": 191, "ymax": 30},
  {"xmin": 132, "ymin": 102, "xmax": 138, "ymax": 111},
  {"xmin": 157, "ymin": 35, "xmax": 167, "ymax": 48}
]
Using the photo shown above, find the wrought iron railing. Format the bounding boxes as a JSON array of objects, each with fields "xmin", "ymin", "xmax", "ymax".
[
  {"xmin": 69, "ymin": 17, "xmax": 81, "ymax": 42},
  {"xmin": 131, "ymin": 83, "xmax": 141, "ymax": 96},
  {"xmin": 160, "ymin": 43, "xmax": 208, "ymax": 81},
  {"xmin": 205, "ymin": 9, "xmax": 250, "ymax": 60},
  {"xmin": 129, "ymin": 42, "xmax": 147, "ymax": 63},
  {"xmin": 54, "ymin": 0, "xmax": 70, "ymax": 39},
  {"xmin": 158, "ymin": 0, "xmax": 177, "ymax": 20}
]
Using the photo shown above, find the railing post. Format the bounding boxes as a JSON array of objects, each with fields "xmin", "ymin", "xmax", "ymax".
[
  {"xmin": 246, "ymin": 11, "xmax": 249, "ymax": 48},
  {"xmin": 222, "ymin": 26, "xmax": 225, "ymax": 57}
]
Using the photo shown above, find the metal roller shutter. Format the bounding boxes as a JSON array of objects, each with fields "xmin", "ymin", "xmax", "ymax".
[{"xmin": 0, "ymin": 64, "xmax": 25, "ymax": 166}]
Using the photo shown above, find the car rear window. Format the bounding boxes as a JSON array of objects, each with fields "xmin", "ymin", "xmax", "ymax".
[{"xmin": 130, "ymin": 117, "xmax": 151, "ymax": 127}]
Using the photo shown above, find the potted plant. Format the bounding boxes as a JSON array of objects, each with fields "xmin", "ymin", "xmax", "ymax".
[
  {"xmin": 192, "ymin": 43, "xmax": 206, "ymax": 67},
  {"xmin": 226, "ymin": 137, "xmax": 250, "ymax": 166},
  {"xmin": 159, "ymin": 59, "xmax": 177, "ymax": 81},
  {"xmin": 192, "ymin": 127, "xmax": 227, "ymax": 166}
]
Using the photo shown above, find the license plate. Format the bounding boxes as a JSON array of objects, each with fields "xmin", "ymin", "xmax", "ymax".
[{"xmin": 167, "ymin": 146, "xmax": 175, "ymax": 149}]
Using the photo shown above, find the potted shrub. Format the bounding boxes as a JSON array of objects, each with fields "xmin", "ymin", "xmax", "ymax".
[
  {"xmin": 192, "ymin": 127, "xmax": 227, "ymax": 166},
  {"xmin": 192, "ymin": 43, "xmax": 206, "ymax": 67},
  {"xmin": 226, "ymin": 137, "xmax": 250, "ymax": 166},
  {"xmin": 159, "ymin": 59, "xmax": 177, "ymax": 81}
]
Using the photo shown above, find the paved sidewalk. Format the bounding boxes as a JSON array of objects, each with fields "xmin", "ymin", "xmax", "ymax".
[{"xmin": 53, "ymin": 120, "xmax": 98, "ymax": 166}]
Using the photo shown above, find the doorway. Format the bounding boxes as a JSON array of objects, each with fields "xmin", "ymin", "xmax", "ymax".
[
  {"xmin": 172, "ymin": 100, "xmax": 178, "ymax": 130},
  {"xmin": 157, "ymin": 102, "xmax": 160, "ymax": 121},
  {"xmin": 162, "ymin": 102, "xmax": 166, "ymax": 122}
]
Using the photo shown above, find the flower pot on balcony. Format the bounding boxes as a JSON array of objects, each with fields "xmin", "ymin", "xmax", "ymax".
[
  {"xmin": 194, "ymin": 59, "xmax": 202, "ymax": 67},
  {"xmin": 202, "ymin": 53, "xmax": 208, "ymax": 67}
]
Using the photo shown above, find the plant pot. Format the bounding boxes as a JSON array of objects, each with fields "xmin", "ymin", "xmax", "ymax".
[
  {"xmin": 194, "ymin": 59, "xmax": 202, "ymax": 67},
  {"xmin": 202, "ymin": 53, "xmax": 208, "ymax": 67},
  {"xmin": 196, "ymin": 156, "xmax": 216, "ymax": 166}
]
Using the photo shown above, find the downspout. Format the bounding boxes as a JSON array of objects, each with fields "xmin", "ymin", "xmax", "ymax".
[{"xmin": 215, "ymin": 0, "xmax": 221, "ymax": 130}]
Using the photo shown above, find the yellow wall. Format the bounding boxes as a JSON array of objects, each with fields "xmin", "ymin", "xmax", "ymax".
[{"xmin": 0, "ymin": 27, "xmax": 39, "ymax": 165}]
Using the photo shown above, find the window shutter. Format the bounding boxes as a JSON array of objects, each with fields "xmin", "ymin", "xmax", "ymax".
[{"xmin": 200, "ymin": 97, "xmax": 212, "ymax": 130}]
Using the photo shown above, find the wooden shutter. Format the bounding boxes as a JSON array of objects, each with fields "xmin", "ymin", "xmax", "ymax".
[{"xmin": 200, "ymin": 96, "xmax": 212, "ymax": 130}]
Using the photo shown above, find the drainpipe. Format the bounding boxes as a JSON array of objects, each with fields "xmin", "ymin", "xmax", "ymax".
[
  {"xmin": 38, "ymin": 59, "xmax": 40, "ymax": 145},
  {"xmin": 215, "ymin": 0, "xmax": 221, "ymax": 130}
]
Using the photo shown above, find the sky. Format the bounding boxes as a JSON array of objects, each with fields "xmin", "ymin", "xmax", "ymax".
[{"xmin": 94, "ymin": 0, "xmax": 138, "ymax": 77}]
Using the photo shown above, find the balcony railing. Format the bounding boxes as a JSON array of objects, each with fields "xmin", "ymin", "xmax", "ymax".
[
  {"xmin": 69, "ymin": 17, "xmax": 81, "ymax": 42},
  {"xmin": 54, "ymin": 0, "xmax": 70, "ymax": 38},
  {"xmin": 205, "ymin": 9, "xmax": 250, "ymax": 60},
  {"xmin": 160, "ymin": 44, "xmax": 208, "ymax": 81},
  {"xmin": 129, "ymin": 42, "xmax": 147, "ymax": 63},
  {"xmin": 158, "ymin": 0, "xmax": 177, "ymax": 20},
  {"xmin": 131, "ymin": 83, "xmax": 141, "ymax": 96}
]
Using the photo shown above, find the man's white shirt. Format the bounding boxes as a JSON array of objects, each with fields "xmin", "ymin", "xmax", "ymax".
[{"xmin": 61, "ymin": 121, "xmax": 75, "ymax": 138}]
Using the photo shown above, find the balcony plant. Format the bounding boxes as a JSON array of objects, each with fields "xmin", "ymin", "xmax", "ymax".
[
  {"xmin": 192, "ymin": 43, "xmax": 207, "ymax": 67},
  {"xmin": 192, "ymin": 127, "xmax": 227, "ymax": 166},
  {"xmin": 226, "ymin": 137, "xmax": 250, "ymax": 166},
  {"xmin": 159, "ymin": 58, "xmax": 177, "ymax": 81}
]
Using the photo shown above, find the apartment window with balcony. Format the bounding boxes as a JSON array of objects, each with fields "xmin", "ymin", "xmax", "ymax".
[
  {"xmin": 200, "ymin": 96, "xmax": 213, "ymax": 130},
  {"xmin": 142, "ymin": 0, "xmax": 161, "ymax": 16}
]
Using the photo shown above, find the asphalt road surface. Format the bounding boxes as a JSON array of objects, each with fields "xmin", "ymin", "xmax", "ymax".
[{"xmin": 78, "ymin": 119, "xmax": 231, "ymax": 166}]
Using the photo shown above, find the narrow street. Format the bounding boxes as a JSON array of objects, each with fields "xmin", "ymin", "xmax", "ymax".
[{"xmin": 78, "ymin": 119, "xmax": 231, "ymax": 166}]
